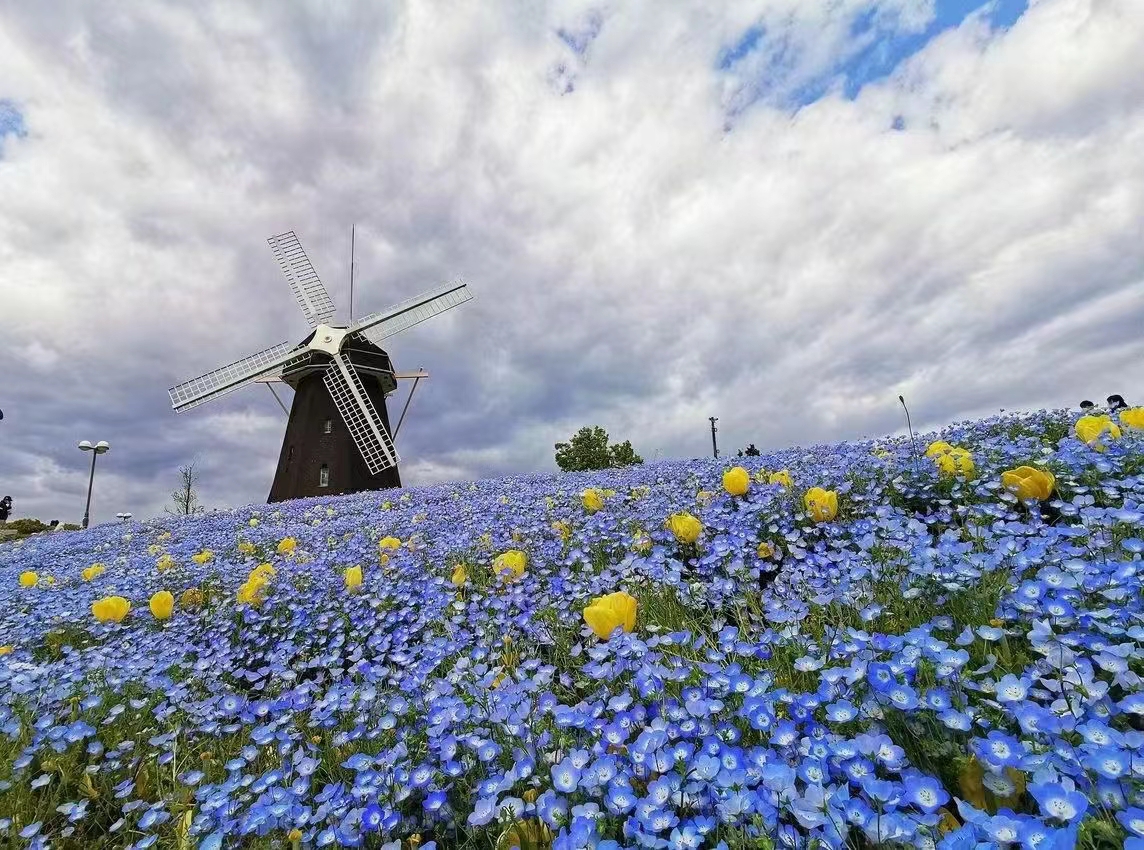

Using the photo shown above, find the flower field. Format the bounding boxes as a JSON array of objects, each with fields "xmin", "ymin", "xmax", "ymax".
[{"xmin": 3, "ymin": 410, "xmax": 1144, "ymax": 849}]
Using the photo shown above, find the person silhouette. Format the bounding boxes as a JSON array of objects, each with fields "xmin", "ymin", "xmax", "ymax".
[
  {"xmin": 1079, "ymin": 400, "xmax": 1095, "ymax": 411},
  {"xmin": 1108, "ymin": 394, "xmax": 1128, "ymax": 412},
  {"xmin": 0, "ymin": 496, "xmax": 11, "ymax": 523},
  {"xmin": 745, "ymin": 443, "xmax": 761, "ymax": 457}
]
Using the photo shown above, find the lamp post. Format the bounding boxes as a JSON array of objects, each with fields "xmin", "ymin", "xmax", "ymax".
[{"xmin": 78, "ymin": 440, "xmax": 110, "ymax": 529}]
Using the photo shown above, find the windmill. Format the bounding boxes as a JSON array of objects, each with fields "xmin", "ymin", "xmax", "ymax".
[{"xmin": 168, "ymin": 231, "xmax": 472, "ymax": 502}]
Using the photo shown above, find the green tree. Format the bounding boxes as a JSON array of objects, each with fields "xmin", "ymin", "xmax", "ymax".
[{"xmin": 555, "ymin": 426, "xmax": 644, "ymax": 472}]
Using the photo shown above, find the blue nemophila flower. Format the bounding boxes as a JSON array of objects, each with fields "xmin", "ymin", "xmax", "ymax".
[{"xmin": 1029, "ymin": 782, "xmax": 1088, "ymax": 823}]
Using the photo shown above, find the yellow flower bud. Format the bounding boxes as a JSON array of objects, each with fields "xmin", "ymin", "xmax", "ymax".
[
  {"xmin": 493, "ymin": 550, "xmax": 528, "ymax": 582},
  {"xmin": 378, "ymin": 536, "xmax": 401, "ymax": 552},
  {"xmin": 344, "ymin": 565, "xmax": 363, "ymax": 591},
  {"xmin": 277, "ymin": 537, "xmax": 297, "ymax": 556},
  {"xmin": 1001, "ymin": 466, "xmax": 1055, "ymax": 501},
  {"xmin": 722, "ymin": 467, "xmax": 750, "ymax": 497},
  {"xmin": 451, "ymin": 564, "xmax": 468, "ymax": 586},
  {"xmin": 191, "ymin": 550, "xmax": 213, "ymax": 565},
  {"xmin": 667, "ymin": 513, "xmax": 702, "ymax": 545},
  {"xmin": 804, "ymin": 487, "xmax": 839, "ymax": 523},
  {"xmin": 1076, "ymin": 415, "xmax": 1120, "ymax": 449},
  {"xmin": 157, "ymin": 554, "xmax": 177, "ymax": 572},
  {"xmin": 757, "ymin": 541, "xmax": 775, "ymax": 559},
  {"xmin": 82, "ymin": 565, "xmax": 105, "ymax": 582},
  {"xmin": 237, "ymin": 541, "xmax": 256, "ymax": 555},
  {"xmin": 934, "ymin": 447, "xmax": 975, "ymax": 478},
  {"xmin": 0, "ymin": 646, "xmax": 13, "ymax": 656},
  {"xmin": 149, "ymin": 590, "xmax": 174, "ymax": 620},
  {"xmin": 1121, "ymin": 407, "xmax": 1144, "ymax": 430},
  {"xmin": 769, "ymin": 470, "xmax": 793, "ymax": 488},
  {"xmin": 581, "ymin": 488, "xmax": 604, "ymax": 513},
  {"xmin": 19, "ymin": 571, "xmax": 38, "ymax": 588},
  {"xmin": 92, "ymin": 596, "xmax": 131, "ymax": 623},
  {"xmin": 179, "ymin": 588, "xmax": 204, "ymax": 610},
  {"xmin": 583, "ymin": 591, "xmax": 638, "ymax": 640}
]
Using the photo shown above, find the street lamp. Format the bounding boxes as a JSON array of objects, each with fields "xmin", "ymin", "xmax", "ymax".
[{"xmin": 78, "ymin": 440, "xmax": 110, "ymax": 529}]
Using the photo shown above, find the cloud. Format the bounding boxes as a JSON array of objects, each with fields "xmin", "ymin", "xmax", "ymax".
[{"xmin": 0, "ymin": 0, "xmax": 1142, "ymax": 526}]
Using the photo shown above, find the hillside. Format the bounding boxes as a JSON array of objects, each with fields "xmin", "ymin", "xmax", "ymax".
[{"xmin": 2, "ymin": 410, "xmax": 1143, "ymax": 849}]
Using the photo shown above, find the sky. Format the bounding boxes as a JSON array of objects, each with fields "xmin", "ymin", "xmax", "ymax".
[{"xmin": 1, "ymin": 0, "xmax": 1143, "ymax": 526}]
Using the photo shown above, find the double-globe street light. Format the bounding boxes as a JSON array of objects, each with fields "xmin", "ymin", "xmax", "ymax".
[{"xmin": 78, "ymin": 440, "xmax": 110, "ymax": 530}]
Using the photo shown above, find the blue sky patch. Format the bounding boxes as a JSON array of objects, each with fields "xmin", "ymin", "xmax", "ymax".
[
  {"xmin": 0, "ymin": 100, "xmax": 27, "ymax": 154},
  {"xmin": 556, "ymin": 10, "xmax": 604, "ymax": 58},
  {"xmin": 719, "ymin": 0, "xmax": 1029, "ymax": 116}
]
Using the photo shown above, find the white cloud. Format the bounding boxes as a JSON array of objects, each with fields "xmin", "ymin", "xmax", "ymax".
[{"xmin": 0, "ymin": 0, "xmax": 1142, "ymax": 525}]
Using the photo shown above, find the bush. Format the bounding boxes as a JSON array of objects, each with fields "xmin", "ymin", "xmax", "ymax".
[{"xmin": 5, "ymin": 518, "xmax": 48, "ymax": 535}]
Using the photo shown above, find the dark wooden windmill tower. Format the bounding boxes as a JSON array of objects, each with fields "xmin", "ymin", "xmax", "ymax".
[{"xmin": 168, "ymin": 231, "xmax": 472, "ymax": 502}]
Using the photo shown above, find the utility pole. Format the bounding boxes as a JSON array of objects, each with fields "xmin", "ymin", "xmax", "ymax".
[{"xmin": 709, "ymin": 417, "xmax": 719, "ymax": 459}]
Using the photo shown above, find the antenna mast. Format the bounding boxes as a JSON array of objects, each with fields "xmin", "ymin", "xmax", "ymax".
[{"xmin": 349, "ymin": 225, "xmax": 356, "ymax": 323}]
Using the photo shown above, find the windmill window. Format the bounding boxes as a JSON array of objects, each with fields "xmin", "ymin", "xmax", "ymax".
[
  {"xmin": 323, "ymin": 419, "xmax": 333, "ymax": 434},
  {"xmin": 288, "ymin": 446, "xmax": 294, "ymax": 464},
  {"xmin": 319, "ymin": 465, "xmax": 329, "ymax": 487}
]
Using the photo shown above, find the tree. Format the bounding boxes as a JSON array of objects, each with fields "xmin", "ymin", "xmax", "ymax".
[
  {"xmin": 555, "ymin": 426, "xmax": 644, "ymax": 472},
  {"xmin": 166, "ymin": 460, "xmax": 207, "ymax": 516},
  {"xmin": 609, "ymin": 440, "xmax": 643, "ymax": 468}
]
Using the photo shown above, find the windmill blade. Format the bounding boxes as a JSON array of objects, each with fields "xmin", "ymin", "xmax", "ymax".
[
  {"xmin": 267, "ymin": 231, "xmax": 338, "ymax": 328},
  {"xmin": 323, "ymin": 353, "xmax": 400, "ymax": 474},
  {"xmin": 349, "ymin": 279, "xmax": 471, "ymax": 345},
  {"xmin": 168, "ymin": 342, "xmax": 306, "ymax": 412}
]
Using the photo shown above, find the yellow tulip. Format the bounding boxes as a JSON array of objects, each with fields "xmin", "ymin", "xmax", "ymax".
[
  {"xmin": 179, "ymin": 588, "xmax": 204, "ymax": 610},
  {"xmin": 18, "ymin": 571, "xmax": 37, "ymax": 588},
  {"xmin": 378, "ymin": 536, "xmax": 402, "ymax": 552},
  {"xmin": 925, "ymin": 440, "xmax": 954, "ymax": 458},
  {"xmin": 552, "ymin": 520, "xmax": 572, "ymax": 541},
  {"xmin": 934, "ymin": 447, "xmax": 975, "ymax": 478},
  {"xmin": 251, "ymin": 563, "xmax": 276, "ymax": 582},
  {"xmin": 149, "ymin": 591, "xmax": 174, "ymax": 620},
  {"xmin": 1076, "ymin": 415, "xmax": 1120, "ymax": 449},
  {"xmin": 146, "ymin": 544, "xmax": 163, "ymax": 556},
  {"xmin": 1120, "ymin": 407, "xmax": 1144, "ymax": 430},
  {"xmin": 0, "ymin": 646, "xmax": 12, "ymax": 656},
  {"xmin": 277, "ymin": 537, "xmax": 297, "ymax": 556},
  {"xmin": 581, "ymin": 488, "xmax": 604, "ymax": 513},
  {"xmin": 157, "ymin": 554, "xmax": 177, "ymax": 572},
  {"xmin": 344, "ymin": 565, "xmax": 363, "ymax": 591},
  {"xmin": 82, "ymin": 565, "xmax": 106, "ymax": 582},
  {"xmin": 667, "ymin": 512, "xmax": 702, "ymax": 545},
  {"xmin": 236, "ymin": 576, "xmax": 268, "ymax": 607},
  {"xmin": 583, "ymin": 591, "xmax": 638, "ymax": 640},
  {"xmin": 248, "ymin": 518, "xmax": 260, "ymax": 527},
  {"xmin": 757, "ymin": 541, "xmax": 775, "ymax": 559},
  {"xmin": 1001, "ymin": 466, "xmax": 1055, "ymax": 501},
  {"xmin": 92, "ymin": 596, "xmax": 131, "ymax": 623},
  {"xmin": 804, "ymin": 487, "xmax": 839, "ymax": 523},
  {"xmin": 191, "ymin": 550, "xmax": 213, "ymax": 565},
  {"xmin": 722, "ymin": 467, "xmax": 750, "ymax": 497},
  {"xmin": 493, "ymin": 550, "xmax": 528, "ymax": 582},
  {"xmin": 451, "ymin": 564, "xmax": 468, "ymax": 586},
  {"xmin": 769, "ymin": 470, "xmax": 793, "ymax": 488},
  {"xmin": 237, "ymin": 541, "xmax": 256, "ymax": 555}
]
